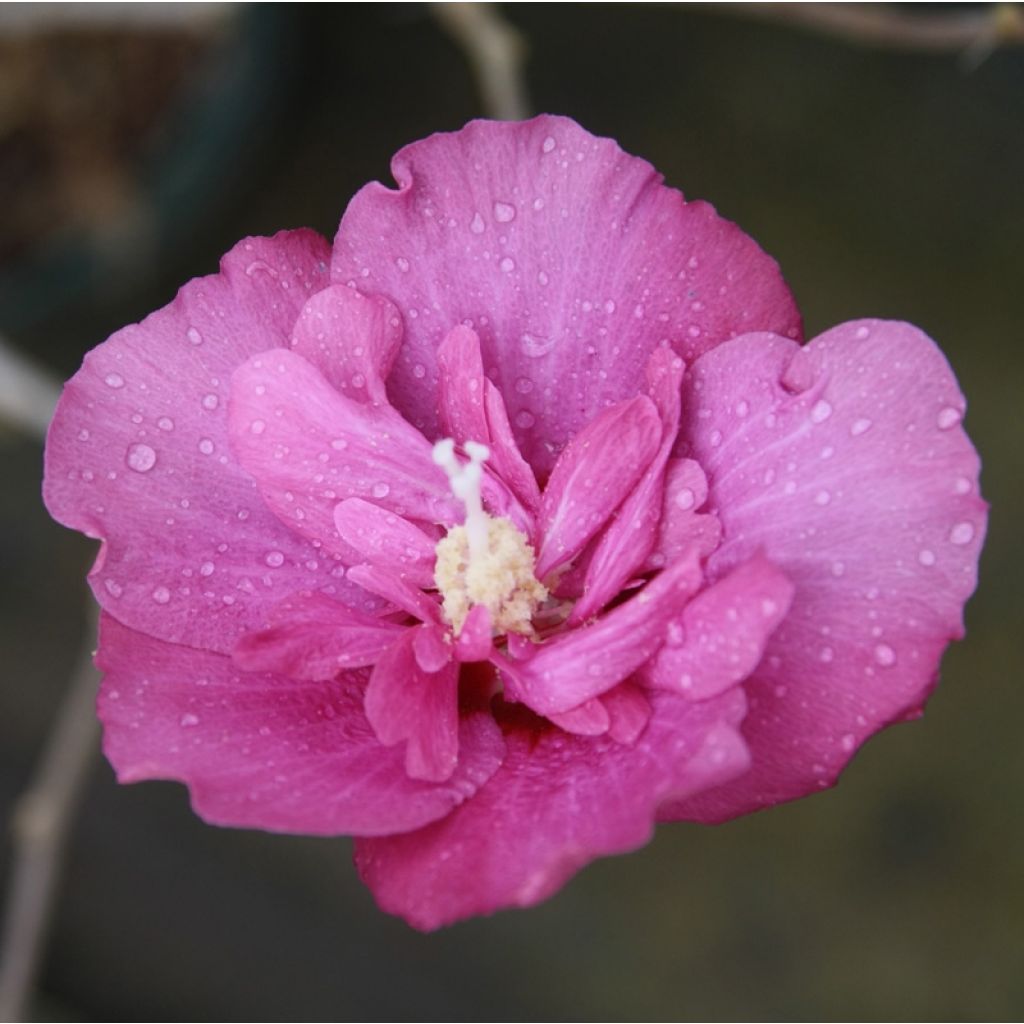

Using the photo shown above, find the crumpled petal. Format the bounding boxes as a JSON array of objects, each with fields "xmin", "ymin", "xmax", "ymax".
[
  {"xmin": 353, "ymin": 688, "xmax": 749, "ymax": 930},
  {"xmin": 496, "ymin": 550, "xmax": 703, "ymax": 716},
  {"xmin": 98, "ymin": 614, "xmax": 504, "ymax": 836},
  {"xmin": 332, "ymin": 115, "xmax": 801, "ymax": 473},
  {"xmin": 228, "ymin": 347, "xmax": 459, "ymax": 557},
  {"xmin": 288, "ymin": 284, "xmax": 403, "ymax": 406},
  {"xmin": 645, "ymin": 458, "xmax": 723, "ymax": 569},
  {"xmin": 536, "ymin": 395, "xmax": 662, "ymax": 580},
  {"xmin": 571, "ymin": 348, "xmax": 685, "ymax": 623},
  {"xmin": 232, "ymin": 591, "xmax": 404, "ymax": 680},
  {"xmin": 42, "ymin": 230, "xmax": 381, "ymax": 655},
  {"xmin": 333, "ymin": 498, "xmax": 438, "ymax": 589},
  {"xmin": 670, "ymin": 321, "xmax": 987, "ymax": 821},
  {"xmin": 642, "ymin": 552, "xmax": 794, "ymax": 700},
  {"xmin": 365, "ymin": 628, "xmax": 460, "ymax": 783}
]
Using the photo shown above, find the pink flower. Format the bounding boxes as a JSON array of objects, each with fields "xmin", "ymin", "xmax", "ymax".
[{"xmin": 43, "ymin": 116, "xmax": 986, "ymax": 929}]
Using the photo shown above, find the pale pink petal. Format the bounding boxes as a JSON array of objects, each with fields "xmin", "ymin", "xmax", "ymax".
[
  {"xmin": 671, "ymin": 321, "xmax": 987, "ymax": 821},
  {"xmin": 288, "ymin": 285, "xmax": 402, "ymax": 405},
  {"xmin": 345, "ymin": 563, "xmax": 441, "ymax": 624},
  {"xmin": 232, "ymin": 591, "xmax": 403, "ymax": 680},
  {"xmin": 412, "ymin": 622, "xmax": 453, "ymax": 673},
  {"xmin": 98, "ymin": 614, "xmax": 503, "ymax": 835},
  {"xmin": 643, "ymin": 552, "xmax": 794, "ymax": 700},
  {"xmin": 455, "ymin": 605, "xmax": 493, "ymax": 662},
  {"xmin": 364, "ymin": 628, "xmax": 460, "ymax": 783},
  {"xmin": 228, "ymin": 348, "xmax": 458, "ymax": 557},
  {"xmin": 547, "ymin": 698, "xmax": 611, "ymax": 736},
  {"xmin": 570, "ymin": 348, "xmax": 684, "ymax": 622},
  {"xmin": 332, "ymin": 115, "xmax": 801, "ymax": 473},
  {"xmin": 535, "ymin": 396, "xmax": 662, "ymax": 580},
  {"xmin": 496, "ymin": 550, "xmax": 703, "ymax": 716},
  {"xmin": 602, "ymin": 682, "xmax": 652, "ymax": 745},
  {"xmin": 333, "ymin": 499, "xmax": 437, "ymax": 589},
  {"xmin": 645, "ymin": 458, "xmax": 723, "ymax": 569},
  {"xmin": 42, "ymin": 231, "xmax": 384, "ymax": 655},
  {"xmin": 354, "ymin": 688, "xmax": 749, "ymax": 930}
]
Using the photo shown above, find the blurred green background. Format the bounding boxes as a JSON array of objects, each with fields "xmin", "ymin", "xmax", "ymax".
[{"xmin": 2, "ymin": 4, "xmax": 1021, "ymax": 1019}]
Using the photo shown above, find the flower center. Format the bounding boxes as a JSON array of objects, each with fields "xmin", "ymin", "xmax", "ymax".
[{"xmin": 432, "ymin": 439, "xmax": 547, "ymax": 636}]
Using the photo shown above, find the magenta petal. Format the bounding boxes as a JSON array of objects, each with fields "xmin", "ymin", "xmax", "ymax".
[
  {"xmin": 483, "ymin": 379, "xmax": 541, "ymax": 515},
  {"xmin": 232, "ymin": 592, "xmax": 404, "ymax": 680},
  {"xmin": 288, "ymin": 285, "xmax": 402, "ymax": 405},
  {"xmin": 412, "ymin": 622, "xmax": 453, "ymax": 672},
  {"xmin": 455, "ymin": 605, "xmax": 493, "ymax": 662},
  {"xmin": 647, "ymin": 458, "xmax": 723, "ymax": 569},
  {"xmin": 644, "ymin": 553, "xmax": 794, "ymax": 700},
  {"xmin": 672, "ymin": 321, "xmax": 987, "ymax": 821},
  {"xmin": 229, "ymin": 348, "xmax": 458, "ymax": 557},
  {"xmin": 332, "ymin": 115, "xmax": 800, "ymax": 474},
  {"xmin": 98, "ymin": 614, "xmax": 503, "ymax": 835},
  {"xmin": 602, "ymin": 682, "xmax": 652, "ymax": 745},
  {"xmin": 364, "ymin": 629, "xmax": 460, "ymax": 783},
  {"xmin": 41, "ymin": 230, "xmax": 385, "ymax": 655},
  {"xmin": 354, "ymin": 688, "xmax": 749, "ymax": 930},
  {"xmin": 497, "ymin": 551, "xmax": 703, "ymax": 716},
  {"xmin": 536, "ymin": 395, "xmax": 662, "ymax": 580},
  {"xmin": 345, "ymin": 563, "xmax": 441, "ymax": 624},
  {"xmin": 333, "ymin": 499, "xmax": 437, "ymax": 589},
  {"xmin": 571, "ymin": 348, "xmax": 685, "ymax": 622}
]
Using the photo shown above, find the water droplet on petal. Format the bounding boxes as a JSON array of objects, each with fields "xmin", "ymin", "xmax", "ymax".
[
  {"xmin": 104, "ymin": 579, "xmax": 123, "ymax": 598},
  {"xmin": 499, "ymin": 256, "xmax": 515, "ymax": 273},
  {"xmin": 850, "ymin": 417, "xmax": 872, "ymax": 436},
  {"xmin": 810, "ymin": 399, "xmax": 833, "ymax": 423},
  {"xmin": 949, "ymin": 522, "xmax": 975, "ymax": 545},
  {"xmin": 493, "ymin": 201, "xmax": 516, "ymax": 223},
  {"xmin": 200, "ymin": 561, "xmax": 215, "ymax": 577},
  {"xmin": 874, "ymin": 643, "xmax": 896, "ymax": 667},
  {"xmin": 395, "ymin": 256, "xmax": 410, "ymax": 272},
  {"xmin": 152, "ymin": 586, "xmax": 171, "ymax": 604},
  {"xmin": 470, "ymin": 212, "xmax": 486, "ymax": 234},
  {"xmin": 265, "ymin": 551, "xmax": 285, "ymax": 567},
  {"xmin": 179, "ymin": 712, "xmax": 199, "ymax": 727},
  {"xmin": 674, "ymin": 487, "xmax": 695, "ymax": 511},
  {"xmin": 202, "ymin": 394, "xmax": 219, "ymax": 410},
  {"xmin": 250, "ymin": 420, "xmax": 266, "ymax": 435},
  {"xmin": 937, "ymin": 406, "xmax": 962, "ymax": 430},
  {"xmin": 104, "ymin": 372, "xmax": 125, "ymax": 389},
  {"xmin": 372, "ymin": 482, "xmax": 390, "ymax": 500},
  {"xmin": 126, "ymin": 443, "xmax": 156, "ymax": 473},
  {"xmin": 515, "ymin": 410, "xmax": 536, "ymax": 429},
  {"xmin": 520, "ymin": 332, "xmax": 554, "ymax": 358},
  {"xmin": 187, "ymin": 327, "xmax": 203, "ymax": 346},
  {"xmin": 198, "ymin": 438, "xmax": 215, "ymax": 456},
  {"xmin": 542, "ymin": 136, "xmax": 556, "ymax": 153},
  {"xmin": 918, "ymin": 548, "xmax": 936, "ymax": 566},
  {"xmin": 157, "ymin": 417, "xmax": 174, "ymax": 431}
]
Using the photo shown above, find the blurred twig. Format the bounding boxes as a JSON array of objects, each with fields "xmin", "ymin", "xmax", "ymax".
[
  {"xmin": 713, "ymin": 3, "xmax": 1024, "ymax": 63},
  {"xmin": 432, "ymin": 3, "xmax": 530, "ymax": 120},
  {"xmin": 0, "ymin": 338, "xmax": 60, "ymax": 442},
  {"xmin": 0, "ymin": 602, "xmax": 100, "ymax": 1022}
]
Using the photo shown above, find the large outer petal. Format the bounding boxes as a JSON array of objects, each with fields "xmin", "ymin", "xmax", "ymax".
[
  {"xmin": 354, "ymin": 689, "xmax": 750, "ymax": 930},
  {"xmin": 331, "ymin": 115, "xmax": 801, "ymax": 473},
  {"xmin": 43, "ymin": 231, "xmax": 375, "ymax": 655},
  {"xmin": 98, "ymin": 615, "xmax": 504, "ymax": 836},
  {"xmin": 672, "ymin": 321, "xmax": 987, "ymax": 821}
]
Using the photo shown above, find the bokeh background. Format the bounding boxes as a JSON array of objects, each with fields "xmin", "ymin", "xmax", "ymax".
[{"xmin": 2, "ymin": 3, "xmax": 1022, "ymax": 1019}]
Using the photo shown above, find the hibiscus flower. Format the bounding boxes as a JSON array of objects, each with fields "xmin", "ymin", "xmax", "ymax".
[{"xmin": 43, "ymin": 116, "xmax": 986, "ymax": 929}]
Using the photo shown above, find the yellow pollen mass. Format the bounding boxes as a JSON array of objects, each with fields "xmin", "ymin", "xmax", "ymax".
[{"xmin": 434, "ymin": 515, "xmax": 547, "ymax": 636}]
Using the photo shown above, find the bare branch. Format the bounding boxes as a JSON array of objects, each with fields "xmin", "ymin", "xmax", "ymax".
[
  {"xmin": 432, "ymin": 3, "xmax": 531, "ymax": 121},
  {"xmin": 0, "ymin": 338, "xmax": 61, "ymax": 443},
  {"xmin": 0, "ymin": 602, "xmax": 101, "ymax": 1022},
  {"xmin": 711, "ymin": 3, "xmax": 1024, "ymax": 55}
]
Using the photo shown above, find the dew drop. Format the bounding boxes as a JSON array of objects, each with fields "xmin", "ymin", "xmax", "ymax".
[
  {"xmin": 949, "ymin": 521, "xmax": 975, "ymax": 545},
  {"xmin": 372, "ymin": 482, "xmax": 391, "ymax": 500},
  {"xmin": 202, "ymin": 393, "xmax": 219, "ymax": 410},
  {"xmin": 77, "ymin": 429, "xmax": 90, "ymax": 442},
  {"xmin": 126, "ymin": 443, "xmax": 156, "ymax": 473},
  {"xmin": 937, "ymin": 406, "xmax": 962, "ymax": 430},
  {"xmin": 198, "ymin": 438, "xmax": 215, "ymax": 455},
  {"xmin": 199, "ymin": 561, "xmax": 215, "ymax": 577},
  {"xmin": 520, "ymin": 332, "xmax": 555, "ymax": 358},
  {"xmin": 157, "ymin": 417, "xmax": 174, "ymax": 431},
  {"xmin": 493, "ymin": 201, "xmax": 516, "ymax": 223},
  {"xmin": 395, "ymin": 256, "xmax": 410, "ymax": 272},
  {"xmin": 918, "ymin": 548, "xmax": 936, "ymax": 566},
  {"xmin": 104, "ymin": 372, "xmax": 125, "ymax": 389},
  {"xmin": 152, "ymin": 586, "xmax": 171, "ymax": 604},
  {"xmin": 674, "ymin": 487, "xmax": 695, "ymax": 511},
  {"xmin": 179, "ymin": 712, "xmax": 200, "ymax": 727},
  {"xmin": 412, "ymin": 363, "xmax": 426, "ymax": 379},
  {"xmin": 330, "ymin": 437, "xmax": 348, "ymax": 450},
  {"xmin": 499, "ymin": 256, "xmax": 515, "ymax": 273},
  {"xmin": 104, "ymin": 579, "xmax": 123, "ymax": 598},
  {"xmin": 855, "ymin": 326, "xmax": 870, "ymax": 340},
  {"xmin": 187, "ymin": 327, "xmax": 203, "ymax": 346},
  {"xmin": 470, "ymin": 212, "xmax": 486, "ymax": 234},
  {"xmin": 874, "ymin": 643, "xmax": 896, "ymax": 667},
  {"xmin": 265, "ymin": 551, "xmax": 285, "ymax": 567},
  {"xmin": 515, "ymin": 410, "xmax": 536, "ymax": 429},
  {"xmin": 819, "ymin": 646, "xmax": 834, "ymax": 663},
  {"xmin": 810, "ymin": 399, "xmax": 833, "ymax": 423},
  {"xmin": 953, "ymin": 476, "xmax": 972, "ymax": 495},
  {"xmin": 537, "ymin": 270, "xmax": 549, "ymax": 286},
  {"xmin": 542, "ymin": 136, "xmax": 556, "ymax": 153},
  {"xmin": 814, "ymin": 489, "xmax": 832, "ymax": 506},
  {"xmin": 850, "ymin": 418, "xmax": 872, "ymax": 436},
  {"xmin": 515, "ymin": 376, "xmax": 534, "ymax": 394},
  {"xmin": 250, "ymin": 419, "xmax": 266, "ymax": 435}
]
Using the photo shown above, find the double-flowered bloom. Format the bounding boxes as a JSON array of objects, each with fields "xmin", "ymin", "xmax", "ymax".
[{"xmin": 44, "ymin": 117, "xmax": 986, "ymax": 928}]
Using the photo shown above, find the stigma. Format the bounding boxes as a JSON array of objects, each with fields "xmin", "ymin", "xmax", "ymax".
[{"xmin": 432, "ymin": 439, "xmax": 547, "ymax": 636}]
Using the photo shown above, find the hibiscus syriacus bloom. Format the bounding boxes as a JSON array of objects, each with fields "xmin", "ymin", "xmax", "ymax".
[{"xmin": 44, "ymin": 116, "xmax": 986, "ymax": 929}]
